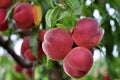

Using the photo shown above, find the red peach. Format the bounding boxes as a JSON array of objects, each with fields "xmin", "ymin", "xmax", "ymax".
[
  {"xmin": 0, "ymin": 9, "xmax": 8, "ymax": 31},
  {"xmin": 103, "ymin": 74, "xmax": 110, "ymax": 80},
  {"xmin": 0, "ymin": 0, "xmax": 12, "ymax": 9},
  {"xmin": 21, "ymin": 37, "xmax": 43, "ymax": 61},
  {"xmin": 13, "ymin": 3, "xmax": 34, "ymax": 30},
  {"xmin": 22, "ymin": 68, "xmax": 33, "ymax": 77},
  {"xmin": 42, "ymin": 28, "xmax": 73, "ymax": 60},
  {"xmin": 38, "ymin": 29, "xmax": 46, "ymax": 42},
  {"xmin": 63, "ymin": 47, "xmax": 93, "ymax": 78},
  {"xmin": 14, "ymin": 64, "xmax": 22, "ymax": 72},
  {"xmin": 72, "ymin": 17, "xmax": 103, "ymax": 49}
]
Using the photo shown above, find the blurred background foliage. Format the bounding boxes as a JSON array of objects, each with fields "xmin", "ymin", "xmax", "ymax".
[{"xmin": 0, "ymin": 0, "xmax": 120, "ymax": 80}]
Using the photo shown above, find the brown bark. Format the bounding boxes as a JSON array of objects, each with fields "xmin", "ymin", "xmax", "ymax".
[
  {"xmin": 48, "ymin": 61, "xmax": 65, "ymax": 80},
  {"xmin": 0, "ymin": 35, "xmax": 33, "ymax": 68}
]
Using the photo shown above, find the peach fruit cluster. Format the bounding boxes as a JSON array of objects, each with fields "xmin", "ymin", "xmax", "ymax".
[{"xmin": 42, "ymin": 17, "xmax": 103, "ymax": 78}]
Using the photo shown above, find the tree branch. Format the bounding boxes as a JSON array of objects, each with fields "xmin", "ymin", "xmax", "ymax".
[
  {"xmin": 48, "ymin": 61, "xmax": 65, "ymax": 80},
  {"xmin": 0, "ymin": 35, "xmax": 33, "ymax": 68}
]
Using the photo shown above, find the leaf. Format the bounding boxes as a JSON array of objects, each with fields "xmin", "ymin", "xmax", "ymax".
[
  {"xmin": 45, "ymin": 0, "xmax": 55, "ymax": 8},
  {"xmin": 3, "ymin": 71, "xmax": 12, "ymax": 80},
  {"xmin": 29, "ymin": 34, "xmax": 38, "ymax": 59},
  {"xmin": 3, "ymin": 70, "xmax": 24, "ymax": 80},
  {"xmin": 57, "ymin": 10, "xmax": 70, "ymax": 21},
  {"xmin": 56, "ymin": 23, "xmax": 68, "ymax": 30},
  {"xmin": 57, "ymin": 10, "xmax": 76, "ymax": 30},
  {"xmin": 66, "ymin": 0, "xmax": 82, "ymax": 15},
  {"xmin": 115, "ymin": 12, "xmax": 120, "ymax": 24},
  {"xmin": 91, "ymin": 0, "xmax": 95, "ymax": 3},
  {"xmin": 5, "ymin": 1, "xmax": 20, "ymax": 20},
  {"xmin": 45, "ymin": 6, "xmax": 61, "ymax": 29},
  {"xmin": 97, "ymin": 45, "xmax": 105, "ymax": 55},
  {"xmin": 46, "ymin": 56, "xmax": 50, "ymax": 67}
]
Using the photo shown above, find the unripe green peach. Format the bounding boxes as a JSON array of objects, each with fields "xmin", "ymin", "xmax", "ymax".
[
  {"xmin": 42, "ymin": 28, "xmax": 73, "ymax": 60},
  {"xmin": 72, "ymin": 17, "xmax": 103, "ymax": 49},
  {"xmin": 63, "ymin": 47, "xmax": 93, "ymax": 78}
]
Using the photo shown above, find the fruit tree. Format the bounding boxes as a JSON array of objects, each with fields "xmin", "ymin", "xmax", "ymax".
[{"xmin": 0, "ymin": 0, "xmax": 120, "ymax": 80}]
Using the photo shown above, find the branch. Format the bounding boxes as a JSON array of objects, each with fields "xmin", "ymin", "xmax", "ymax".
[
  {"xmin": 48, "ymin": 61, "xmax": 65, "ymax": 80},
  {"xmin": 0, "ymin": 35, "xmax": 33, "ymax": 68}
]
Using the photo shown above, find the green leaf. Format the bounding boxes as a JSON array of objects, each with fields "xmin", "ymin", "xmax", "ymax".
[
  {"xmin": 57, "ymin": 10, "xmax": 70, "ymax": 21},
  {"xmin": 45, "ymin": 0, "xmax": 55, "ymax": 8},
  {"xmin": 45, "ymin": 6, "xmax": 61, "ymax": 29},
  {"xmin": 46, "ymin": 56, "xmax": 50, "ymax": 67},
  {"xmin": 3, "ymin": 70, "xmax": 24, "ymax": 80},
  {"xmin": 0, "ymin": 55, "xmax": 12, "ymax": 66},
  {"xmin": 97, "ymin": 45, "xmax": 105, "ymax": 55},
  {"xmin": 57, "ymin": 10, "xmax": 76, "ymax": 30},
  {"xmin": 35, "ymin": 64, "xmax": 48, "ymax": 80},
  {"xmin": 29, "ymin": 34, "xmax": 38, "ymax": 59},
  {"xmin": 3, "ymin": 71, "xmax": 12, "ymax": 80},
  {"xmin": 66, "ymin": 0, "xmax": 82, "ymax": 15},
  {"xmin": 56, "ymin": 23, "xmax": 68, "ymax": 30},
  {"xmin": 115, "ymin": 12, "xmax": 120, "ymax": 24},
  {"xmin": 5, "ymin": 1, "xmax": 20, "ymax": 20}
]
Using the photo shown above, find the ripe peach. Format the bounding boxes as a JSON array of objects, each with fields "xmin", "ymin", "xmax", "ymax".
[
  {"xmin": 42, "ymin": 28, "xmax": 73, "ymax": 60},
  {"xmin": 0, "ymin": 0, "xmax": 12, "ymax": 9},
  {"xmin": 22, "ymin": 68, "xmax": 33, "ymax": 77},
  {"xmin": 13, "ymin": 3, "xmax": 34, "ymax": 30},
  {"xmin": 103, "ymin": 74, "xmax": 110, "ymax": 80},
  {"xmin": 38, "ymin": 29, "xmax": 46, "ymax": 42},
  {"xmin": 72, "ymin": 17, "xmax": 103, "ymax": 49},
  {"xmin": 63, "ymin": 47, "xmax": 93, "ymax": 78},
  {"xmin": 0, "ymin": 9, "xmax": 8, "ymax": 31},
  {"xmin": 14, "ymin": 64, "xmax": 22, "ymax": 72},
  {"xmin": 21, "ymin": 37, "xmax": 43, "ymax": 61}
]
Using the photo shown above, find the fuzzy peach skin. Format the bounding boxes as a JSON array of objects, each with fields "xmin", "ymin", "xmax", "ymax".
[
  {"xmin": 21, "ymin": 37, "xmax": 43, "ymax": 61},
  {"xmin": 72, "ymin": 17, "xmax": 103, "ymax": 49},
  {"xmin": 38, "ymin": 30, "xmax": 46, "ymax": 42},
  {"xmin": 0, "ymin": 9, "xmax": 8, "ymax": 31},
  {"xmin": 0, "ymin": 0, "xmax": 12, "ymax": 9},
  {"xmin": 42, "ymin": 28, "xmax": 73, "ymax": 60},
  {"xmin": 63, "ymin": 47, "xmax": 93, "ymax": 78},
  {"xmin": 13, "ymin": 3, "xmax": 34, "ymax": 30},
  {"xmin": 14, "ymin": 64, "xmax": 23, "ymax": 72},
  {"xmin": 103, "ymin": 74, "xmax": 110, "ymax": 80},
  {"xmin": 22, "ymin": 68, "xmax": 33, "ymax": 77}
]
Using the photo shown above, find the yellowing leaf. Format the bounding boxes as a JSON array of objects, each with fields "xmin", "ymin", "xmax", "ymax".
[{"xmin": 33, "ymin": 5, "xmax": 42, "ymax": 27}]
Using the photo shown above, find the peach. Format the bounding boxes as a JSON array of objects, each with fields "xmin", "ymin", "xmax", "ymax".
[
  {"xmin": 21, "ymin": 37, "xmax": 43, "ymax": 61},
  {"xmin": 42, "ymin": 28, "xmax": 73, "ymax": 60},
  {"xmin": 13, "ymin": 3, "xmax": 34, "ymax": 30},
  {"xmin": 0, "ymin": 0, "xmax": 12, "ymax": 9},
  {"xmin": 0, "ymin": 9, "xmax": 8, "ymax": 31},
  {"xmin": 22, "ymin": 68, "xmax": 32, "ymax": 77},
  {"xmin": 38, "ymin": 29, "xmax": 46, "ymax": 42},
  {"xmin": 14, "ymin": 64, "xmax": 22, "ymax": 72},
  {"xmin": 63, "ymin": 47, "xmax": 93, "ymax": 78},
  {"xmin": 72, "ymin": 17, "xmax": 103, "ymax": 49},
  {"xmin": 103, "ymin": 74, "xmax": 110, "ymax": 80}
]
